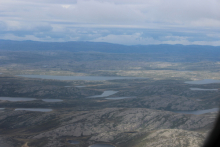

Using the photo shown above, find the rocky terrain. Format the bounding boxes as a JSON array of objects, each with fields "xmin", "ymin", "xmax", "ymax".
[
  {"xmin": 0, "ymin": 49, "xmax": 220, "ymax": 147},
  {"xmin": 0, "ymin": 75, "xmax": 219, "ymax": 111},
  {"xmin": 134, "ymin": 129, "xmax": 207, "ymax": 147},
  {"xmin": 0, "ymin": 107, "xmax": 218, "ymax": 147}
]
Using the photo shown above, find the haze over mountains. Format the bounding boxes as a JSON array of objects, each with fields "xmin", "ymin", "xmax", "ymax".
[
  {"xmin": 1, "ymin": 40, "xmax": 220, "ymax": 53},
  {"xmin": 1, "ymin": 40, "xmax": 220, "ymax": 63}
]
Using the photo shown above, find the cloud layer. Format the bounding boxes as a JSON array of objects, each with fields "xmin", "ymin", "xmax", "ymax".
[{"xmin": 0, "ymin": 0, "xmax": 220, "ymax": 45}]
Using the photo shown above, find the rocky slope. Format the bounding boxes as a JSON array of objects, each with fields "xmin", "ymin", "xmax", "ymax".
[
  {"xmin": 10, "ymin": 108, "xmax": 214, "ymax": 147},
  {"xmin": 133, "ymin": 129, "xmax": 207, "ymax": 147}
]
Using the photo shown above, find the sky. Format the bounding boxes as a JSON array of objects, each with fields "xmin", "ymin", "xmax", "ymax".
[{"xmin": 0, "ymin": 0, "xmax": 220, "ymax": 46}]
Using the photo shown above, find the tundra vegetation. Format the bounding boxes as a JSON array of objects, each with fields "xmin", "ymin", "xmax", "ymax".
[{"xmin": 0, "ymin": 41, "xmax": 220, "ymax": 147}]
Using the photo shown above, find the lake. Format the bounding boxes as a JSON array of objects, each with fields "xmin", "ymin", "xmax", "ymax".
[
  {"xmin": 0, "ymin": 108, "xmax": 4, "ymax": 110},
  {"xmin": 190, "ymin": 88, "xmax": 218, "ymax": 91},
  {"xmin": 105, "ymin": 97, "xmax": 135, "ymax": 100},
  {"xmin": 17, "ymin": 75, "xmax": 145, "ymax": 81},
  {"xmin": 42, "ymin": 99, "xmax": 63, "ymax": 102},
  {"xmin": 89, "ymin": 144, "xmax": 115, "ymax": 147},
  {"xmin": 0, "ymin": 97, "xmax": 37, "ymax": 102},
  {"xmin": 75, "ymin": 86, "xmax": 86, "ymax": 88},
  {"xmin": 0, "ymin": 97, "xmax": 63, "ymax": 102},
  {"xmin": 15, "ymin": 108, "xmax": 53, "ymax": 112},
  {"xmin": 185, "ymin": 79, "xmax": 220, "ymax": 84},
  {"xmin": 67, "ymin": 140, "xmax": 80, "ymax": 145},
  {"xmin": 174, "ymin": 108, "xmax": 219, "ymax": 115},
  {"xmin": 88, "ymin": 91, "xmax": 118, "ymax": 98}
]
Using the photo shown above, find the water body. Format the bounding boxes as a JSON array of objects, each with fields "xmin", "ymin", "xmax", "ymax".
[
  {"xmin": 89, "ymin": 144, "xmax": 115, "ymax": 147},
  {"xmin": 64, "ymin": 86, "xmax": 72, "ymax": 87},
  {"xmin": 75, "ymin": 86, "xmax": 86, "ymax": 88},
  {"xmin": 105, "ymin": 97, "xmax": 135, "ymax": 100},
  {"xmin": 88, "ymin": 91, "xmax": 118, "ymax": 98},
  {"xmin": 67, "ymin": 140, "xmax": 80, "ymax": 145},
  {"xmin": 17, "ymin": 75, "xmax": 145, "ymax": 81},
  {"xmin": 15, "ymin": 108, "xmax": 53, "ymax": 112},
  {"xmin": 174, "ymin": 108, "xmax": 219, "ymax": 115},
  {"xmin": 0, "ymin": 108, "xmax": 5, "ymax": 110},
  {"xmin": 42, "ymin": 99, "xmax": 63, "ymax": 102},
  {"xmin": 190, "ymin": 88, "xmax": 218, "ymax": 91},
  {"xmin": 0, "ymin": 97, "xmax": 37, "ymax": 102},
  {"xmin": 185, "ymin": 79, "xmax": 220, "ymax": 85},
  {"xmin": 0, "ymin": 97, "xmax": 63, "ymax": 102}
]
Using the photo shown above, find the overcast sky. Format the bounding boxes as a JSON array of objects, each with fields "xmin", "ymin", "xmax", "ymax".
[{"xmin": 0, "ymin": 0, "xmax": 220, "ymax": 45}]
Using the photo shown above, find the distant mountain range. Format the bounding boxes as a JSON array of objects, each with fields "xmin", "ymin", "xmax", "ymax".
[{"xmin": 1, "ymin": 40, "xmax": 220, "ymax": 55}]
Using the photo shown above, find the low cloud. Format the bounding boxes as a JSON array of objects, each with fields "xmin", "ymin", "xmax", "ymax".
[
  {"xmin": 0, "ymin": 0, "xmax": 219, "ymax": 45},
  {"xmin": 92, "ymin": 33, "xmax": 161, "ymax": 45}
]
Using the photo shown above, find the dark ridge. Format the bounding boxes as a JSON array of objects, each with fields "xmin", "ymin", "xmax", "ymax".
[{"xmin": 0, "ymin": 40, "xmax": 220, "ymax": 55}]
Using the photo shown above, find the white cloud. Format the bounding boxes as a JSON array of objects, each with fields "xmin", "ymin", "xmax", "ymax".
[
  {"xmin": 1, "ymin": 0, "xmax": 220, "ymax": 28},
  {"xmin": 0, "ymin": 34, "xmax": 48, "ymax": 42},
  {"xmin": 0, "ymin": 33, "xmax": 74, "ymax": 42},
  {"xmin": 92, "ymin": 34, "xmax": 220, "ymax": 46},
  {"xmin": 191, "ymin": 40, "xmax": 220, "ymax": 46},
  {"xmin": 207, "ymin": 33, "xmax": 220, "ymax": 38},
  {"xmin": 92, "ymin": 33, "xmax": 161, "ymax": 45},
  {"xmin": 61, "ymin": 5, "xmax": 71, "ymax": 9},
  {"xmin": 0, "ymin": 0, "xmax": 220, "ymax": 45}
]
